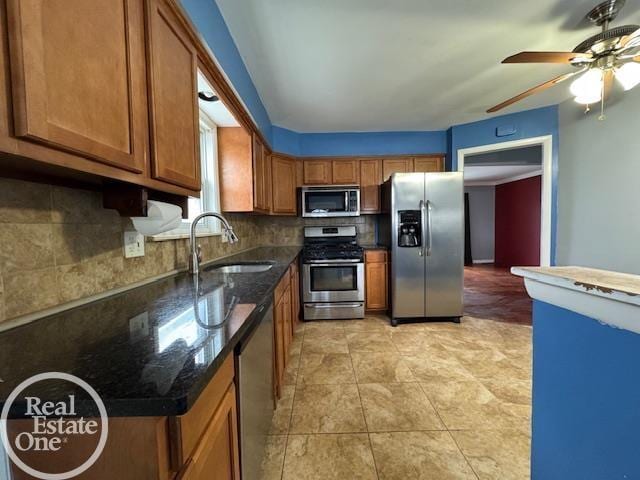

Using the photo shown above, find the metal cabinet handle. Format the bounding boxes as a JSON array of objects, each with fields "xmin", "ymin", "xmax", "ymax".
[{"xmin": 426, "ymin": 200, "xmax": 433, "ymax": 257}]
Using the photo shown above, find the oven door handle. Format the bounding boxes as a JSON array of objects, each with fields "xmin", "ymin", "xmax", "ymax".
[
  {"xmin": 305, "ymin": 303, "xmax": 364, "ymax": 309},
  {"xmin": 306, "ymin": 259, "xmax": 362, "ymax": 264}
]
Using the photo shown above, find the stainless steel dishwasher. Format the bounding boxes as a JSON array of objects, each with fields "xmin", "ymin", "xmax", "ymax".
[{"xmin": 235, "ymin": 303, "xmax": 274, "ymax": 480}]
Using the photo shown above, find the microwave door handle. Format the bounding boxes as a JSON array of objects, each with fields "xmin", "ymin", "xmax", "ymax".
[
  {"xmin": 419, "ymin": 200, "xmax": 426, "ymax": 257},
  {"xmin": 345, "ymin": 191, "xmax": 349, "ymax": 211}
]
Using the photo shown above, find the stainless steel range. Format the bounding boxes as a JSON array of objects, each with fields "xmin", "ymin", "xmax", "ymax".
[{"xmin": 302, "ymin": 225, "xmax": 365, "ymax": 320}]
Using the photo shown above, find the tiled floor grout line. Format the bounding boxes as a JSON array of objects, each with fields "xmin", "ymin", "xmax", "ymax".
[
  {"xmin": 278, "ymin": 322, "xmax": 306, "ymax": 480},
  {"xmin": 448, "ymin": 430, "xmax": 482, "ymax": 480},
  {"xmin": 350, "ymin": 353, "xmax": 381, "ymax": 480}
]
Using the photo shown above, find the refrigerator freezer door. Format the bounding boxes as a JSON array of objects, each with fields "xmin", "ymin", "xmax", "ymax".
[
  {"xmin": 424, "ymin": 173, "xmax": 464, "ymax": 317},
  {"xmin": 391, "ymin": 173, "xmax": 426, "ymax": 318}
]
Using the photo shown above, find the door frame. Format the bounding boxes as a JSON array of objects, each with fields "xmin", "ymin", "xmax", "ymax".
[{"xmin": 457, "ymin": 135, "xmax": 553, "ymax": 267}]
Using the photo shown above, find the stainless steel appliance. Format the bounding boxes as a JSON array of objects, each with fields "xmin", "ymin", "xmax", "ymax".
[
  {"xmin": 300, "ymin": 186, "xmax": 360, "ymax": 217},
  {"xmin": 302, "ymin": 225, "xmax": 365, "ymax": 320},
  {"xmin": 380, "ymin": 172, "xmax": 464, "ymax": 326},
  {"xmin": 235, "ymin": 303, "xmax": 273, "ymax": 480}
]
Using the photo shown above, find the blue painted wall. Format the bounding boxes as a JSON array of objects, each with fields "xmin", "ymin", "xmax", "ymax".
[
  {"xmin": 532, "ymin": 301, "xmax": 640, "ymax": 480},
  {"xmin": 272, "ymin": 126, "xmax": 447, "ymax": 157},
  {"xmin": 181, "ymin": 0, "xmax": 273, "ymax": 143}
]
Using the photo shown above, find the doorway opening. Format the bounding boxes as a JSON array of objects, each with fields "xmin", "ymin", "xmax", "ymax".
[{"xmin": 458, "ymin": 136, "xmax": 552, "ymax": 325}]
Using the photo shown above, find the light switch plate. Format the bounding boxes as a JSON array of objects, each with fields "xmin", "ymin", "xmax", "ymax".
[{"xmin": 124, "ymin": 231, "xmax": 145, "ymax": 258}]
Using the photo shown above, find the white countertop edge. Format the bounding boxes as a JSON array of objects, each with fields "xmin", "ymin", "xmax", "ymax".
[{"xmin": 512, "ymin": 267, "xmax": 640, "ymax": 334}]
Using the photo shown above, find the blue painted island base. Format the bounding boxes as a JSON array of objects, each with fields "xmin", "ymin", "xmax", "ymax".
[{"xmin": 532, "ymin": 301, "xmax": 640, "ymax": 480}]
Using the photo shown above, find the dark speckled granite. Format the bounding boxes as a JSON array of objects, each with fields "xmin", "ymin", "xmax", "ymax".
[{"xmin": 0, "ymin": 246, "xmax": 300, "ymax": 418}]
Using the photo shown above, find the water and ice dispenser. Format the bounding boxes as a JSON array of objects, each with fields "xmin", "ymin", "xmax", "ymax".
[{"xmin": 397, "ymin": 210, "xmax": 422, "ymax": 247}]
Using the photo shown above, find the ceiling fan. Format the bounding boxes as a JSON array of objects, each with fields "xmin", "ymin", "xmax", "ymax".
[{"xmin": 488, "ymin": 0, "xmax": 640, "ymax": 118}]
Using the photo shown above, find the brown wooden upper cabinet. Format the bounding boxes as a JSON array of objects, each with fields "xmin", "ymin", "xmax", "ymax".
[
  {"xmin": 303, "ymin": 159, "xmax": 332, "ymax": 185},
  {"xmin": 252, "ymin": 135, "xmax": 271, "ymax": 212},
  {"xmin": 218, "ymin": 129, "xmax": 277, "ymax": 214},
  {"xmin": 382, "ymin": 158, "xmax": 413, "ymax": 181},
  {"xmin": 303, "ymin": 158, "xmax": 360, "ymax": 185},
  {"xmin": 271, "ymin": 155, "xmax": 297, "ymax": 215},
  {"xmin": 360, "ymin": 159, "xmax": 382, "ymax": 214},
  {"xmin": 332, "ymin": 159, "xmax": 359, "ymax": 184},
  {"xmin": 146, "ymin": 0, "xmax": 200, "ymax": 191},
  {"xmin": 5, "ymin": 0, "xmax": 149, "ymax": 174},
  {"xmin": 413, "ymin": 155, "xmax": 444, "ymax": 173}
]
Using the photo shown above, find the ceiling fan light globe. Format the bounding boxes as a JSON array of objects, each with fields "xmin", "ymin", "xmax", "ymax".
[
  {"xmin": 574, "ymin": 93, "xmax": 602, "ymax": 104},
  {"xmin": 569, "ymin": 69, "xmax": 604, "ymax": 98},
  {"xmin": 615, "ymin": 62, "xmax": 640, "ymax": 90}
]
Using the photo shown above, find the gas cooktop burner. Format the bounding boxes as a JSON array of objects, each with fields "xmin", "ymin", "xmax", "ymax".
[{"xmin": 302, "ymin": 224, "xmax": 364, "ymax": 263}]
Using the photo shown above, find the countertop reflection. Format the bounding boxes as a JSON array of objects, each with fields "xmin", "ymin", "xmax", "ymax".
[{"xmin": 0, "ymin": 246, "xmax": 301, "ymax": 417}]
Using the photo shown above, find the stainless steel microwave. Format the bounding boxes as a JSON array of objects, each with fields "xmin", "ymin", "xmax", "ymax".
[{"xmin": 300, "ymin": 186, "xmax": 360, "ymax": 217}]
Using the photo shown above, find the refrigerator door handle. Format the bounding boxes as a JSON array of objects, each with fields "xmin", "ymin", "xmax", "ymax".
[
  {"xmin": 419, "ymin": 200, "xmax": 426, "ymax": 257},
  {"xmin": 426, "ymin": 200, "xmax": 433, "ymax": 256}
]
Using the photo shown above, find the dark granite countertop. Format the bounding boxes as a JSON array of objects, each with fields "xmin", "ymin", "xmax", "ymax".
[{"xmin": 0, "ymin": 246, "xmax": 300, "ymax": 418}]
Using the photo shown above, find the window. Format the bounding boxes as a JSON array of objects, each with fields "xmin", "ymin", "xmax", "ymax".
[{"xmin": 151, "ymin": 110, "xmax": 221, "ymax": 240}]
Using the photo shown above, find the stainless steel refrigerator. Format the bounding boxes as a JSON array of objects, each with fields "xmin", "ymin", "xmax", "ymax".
[{"xmin": 380, "ymin": 172, "xmax": 464, "ymax": 326}]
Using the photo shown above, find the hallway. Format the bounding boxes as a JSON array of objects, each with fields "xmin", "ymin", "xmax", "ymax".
[{"xmin": 464, "ymin": 265, "xmax": 532, "ymax": 325}]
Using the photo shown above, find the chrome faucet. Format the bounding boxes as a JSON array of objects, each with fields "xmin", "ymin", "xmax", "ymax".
[{"xmin": 189, "ymin": 212, "xmax": 239, "ymax": 275}]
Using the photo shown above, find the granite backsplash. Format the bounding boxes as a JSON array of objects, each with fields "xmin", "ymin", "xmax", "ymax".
[{"xmin": 0, "ymin": 178, "xmax": 376, "ymax": 325}]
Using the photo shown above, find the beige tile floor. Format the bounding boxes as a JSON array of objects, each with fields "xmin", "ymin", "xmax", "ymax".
[{"xmin": 261, "ymin": 315, "xmax": 532, "ymax": 480}]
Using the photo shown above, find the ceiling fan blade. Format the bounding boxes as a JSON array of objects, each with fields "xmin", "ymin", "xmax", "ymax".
[
  {"xmin": 487, "ymin": 71, "xmax": 582, "ymax": 113},
  {"xmin": 620, "ymin": 27, "xmax": 640, "ymax": 47},
  {"xmin": 503, "ymin": 51, "xmax": 592, "ymax": 64}
]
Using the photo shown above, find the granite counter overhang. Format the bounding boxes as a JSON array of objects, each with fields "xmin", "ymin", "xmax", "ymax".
[
  {"xmin": 0, "ymin": 246, "xmax": 301, "ymax": 419},
  {"xmin": 512, "ymin": 266, "xmax": 640, "ymax": 333}
]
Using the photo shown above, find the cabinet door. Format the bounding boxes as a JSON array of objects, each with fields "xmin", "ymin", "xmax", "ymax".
[
  {"xmin": 360, "ymin": 159, "xmax": 382, "ymax": 213},
  {"xmin": 382, "ymin": 158, "xmax": 413, "ymax": 181},
  {"xmin": 271, "ymin": 155, "xmax": 297, "ymax": 214},
  {"xmin": 332, "ymin": 159, "xmax": 359, "ymax": 184},
  {"xmin": 283, "ymin": 284, "xmax": 292, "ymax": 358},
  {"xmin": 6, "ymin": 0, "xmax": 147, "ymax": 173},
  {"xmin": 273, "ymin": 295, "xmax": 286, "ymax": 398},
  {"xmin": 180, "ymin": 385, "xmax": 240, "ymax": 480},
  {"xmin": 413, "ymin": 156, "xmax": 444, "ymax": 173},
  {"xmin": 290, "ymin": 262, "xmax": 300, "ymax": 327},
  {"xmin": 366, "ymin": 260, "xmax": 388, "ymax": 311},
  {"xmin": 146, "ymin": 0, "xmax": 200, "ymax": 190},
  {"xmin": 303, "ymin": 160, "xmax": 332, "ymax": 185}
]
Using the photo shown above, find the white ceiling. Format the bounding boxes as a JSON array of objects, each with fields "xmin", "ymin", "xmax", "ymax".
[
  {"xmin": 215, "ymin": 0, "xmax": 640, "ymax": 132},
  {"xmin": 464, "ymin": 165, "xmax": 541, "ymax": 185},
  {"xmin": 197, "ymin": 71, "xmax": 240, "ymax": 127}
]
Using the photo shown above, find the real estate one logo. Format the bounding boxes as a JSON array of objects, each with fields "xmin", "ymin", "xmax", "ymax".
[{"xmin": 0, "ymin": 372, "xmax": 109, "ymax": 480}]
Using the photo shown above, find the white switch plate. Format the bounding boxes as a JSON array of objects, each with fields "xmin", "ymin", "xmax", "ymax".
[{"xmin": 124, "ymin": 231, "xmax": 145, "ymax": 258}]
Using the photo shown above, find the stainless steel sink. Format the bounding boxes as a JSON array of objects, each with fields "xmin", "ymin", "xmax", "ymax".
[{"xmin": 209, "ymin": 263, "xmax": 273, "ymax": 273}]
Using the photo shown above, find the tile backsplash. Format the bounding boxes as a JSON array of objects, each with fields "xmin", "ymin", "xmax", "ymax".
[{"xmin": 0, "ymin": 178, "xmax": 377, "ymax": 325}]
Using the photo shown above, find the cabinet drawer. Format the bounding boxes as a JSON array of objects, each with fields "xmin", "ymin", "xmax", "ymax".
[
  {"xmin": 170, "ymin": 355, "xmax": 234, "ymax": 466},
  {"xmin": 365, "ymin": 249, "xmax": 387, "ymax": 263}
]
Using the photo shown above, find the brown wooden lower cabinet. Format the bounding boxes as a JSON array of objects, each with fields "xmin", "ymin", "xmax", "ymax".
[
  {"xmin": 273, "ymin": 260, "xmax": 300, "ymax": 399},
  {"xmin": 177, "ymin": 385, "xmax": 240, "ymax": 480},
  {"xmin": 6, "ymin": 356, "xmax": 238, "ymax": 480},
  {"xmin": 365, "ymin": 249, "xmax": 388, "ymax": 312}
]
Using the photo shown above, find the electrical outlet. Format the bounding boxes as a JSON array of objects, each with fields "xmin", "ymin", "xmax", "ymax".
[
  {"xmin": 124, "ymin": 231, "xmax": 145, "ymax": 258},
  {"xmin": 221, "ymin": 231, "xmax": 228, "ymax": 243}
]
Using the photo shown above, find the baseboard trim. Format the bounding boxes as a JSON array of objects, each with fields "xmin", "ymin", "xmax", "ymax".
[{"xmin": 472, "ymin": 259, "xmax": 495, "ymax": 264}]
